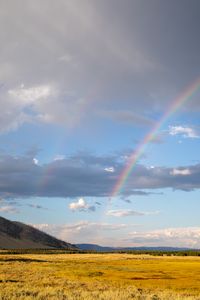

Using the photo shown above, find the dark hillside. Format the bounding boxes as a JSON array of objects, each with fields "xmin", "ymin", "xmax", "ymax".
[{"xmin": 0, "ymin": 216, "xmax": 77, "ymax": 250}]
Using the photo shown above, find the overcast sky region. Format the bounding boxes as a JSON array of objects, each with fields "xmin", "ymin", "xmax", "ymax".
[{"xmin": 1, "ymin": 0, "xmax": 200, "ymax": 248}]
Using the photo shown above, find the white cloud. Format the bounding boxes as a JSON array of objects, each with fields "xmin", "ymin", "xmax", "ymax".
[
  {"xmin": 127, "ymin": 227, "xmax": 200, "ymax": 248},
  {"xmin": 104, "ymin": 167, "xmax": 115, "ymax": 173},
  {"xmin": 33, "ymin": 224, "xmax": 200, "ymax": 248},
  {"xmin": 170, "ymin": 168, "xmax": 191, "ymax": 176},
  {"xmin": 0, "ymin": 84, "xmax": 54, "ymax": 133},
  {"xmin": 0, "ymin": 81, "xmax": 87, "ymax": 132},
  {"xmin": 0, "ymin": 205, "xmax": 19, "ymax": 214},
  {"xmin": 54, "ymin": 155, "xmax": 66, "ymax": 161},
  {"xmin": 33, "ymin": 158, "xmax": 39, "ymax": 165},
  {"xmin": 35, "ymin": 222, "xmax": 200, "ymax": 249},
  {"xmin": 106, "ymin": 209, "xmax": 145, "ymax": 217},
  {"xmin": 169, "ymin": 126, "xmax": 200, "ymax": 138},
  {"xmin": 8, "ymin": 84, "xmax": 51, "ymax": 104},
  {"xmin": 33, "ymin": 221, "xmax": 130, "ymax": 245},
  {"xmin": 69, "ymin": 198, "xmax": 95, "ymax": 212}
]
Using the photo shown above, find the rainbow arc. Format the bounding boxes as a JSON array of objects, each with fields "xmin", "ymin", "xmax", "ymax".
[{"xmin": 111, "ymin": 78, "xmax": 200, "ymax": 197}]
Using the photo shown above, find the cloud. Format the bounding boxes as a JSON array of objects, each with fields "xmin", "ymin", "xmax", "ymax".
[
  {"xmin": 106, "ymin": 209, "xmax": 145, "ymax": 217},
  {"xmin": 33, "ymin": 221, "xmax": 130, "ymax": 244},
  {"xmin": 0, "ymin": 1, "xmax": 157, "ymax": 133},
  {"xmin": 121, "ymin": 198, "xmax": 132, "ymax": 204},
  {"xmin": 170, "ymin": 168, "xmax": 191, "ymax": 176},
  {"xmin": 33, "ymin": 223, "xmax": 200, "ymax": 248},
  {"xmin": 104, "ymin": 167, "xmax": 115, "ymax": 173},
  {"xmin": 169, "ymin": 126, "xmax": 200, "ymax": 138},
  {"xmin": 54, "ymin": 155, "xmax": 66, "ymax": 161},
  {"xmin": 8, "ymin": 84, "xmax": 51, "ymax": 104},
  {"xmin": 0, "ymin": 205, "xmax": 19, "ymax": 214},
  {"xmin": 0, "ymin": 1, "xmax": 200, "ymax": 133},
  {"xmin": 127, "ymin": 227, "xmax": 200, "ymax": 248},
  {"xmin": 33, "ymin": 158, "xmax": 39, "ymax": 165},
  {"xmin": 0, "ymin": 151, "xmax": 200, "ymax": 199},
  {"xmin": 27, "ymin": 204, "xmax": 48, "ymax": 210},
  {"xmin": 0, "ymin": 84, "xmax": 55, "ymax": 133},
  {"xmin": 106, "ymin": 209, "xmax": 158, "ymax": 217},
  {"xmin": 69, "ymin": 198, "xmax": 95, "ymax": 212},
  {"xmin": 0, "ymin": 197, "xmax": 48, "ymax": 211}
]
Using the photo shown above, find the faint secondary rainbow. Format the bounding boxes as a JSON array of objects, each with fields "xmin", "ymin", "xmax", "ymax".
[{"xmin": 111, "ymin": 77, "xmax": 200, "ymax": 197}]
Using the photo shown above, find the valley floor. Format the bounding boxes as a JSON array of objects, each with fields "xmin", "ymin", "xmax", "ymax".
[{"xmin": 0, "ymin": 253, "xmax": 200, "ymax": 299}]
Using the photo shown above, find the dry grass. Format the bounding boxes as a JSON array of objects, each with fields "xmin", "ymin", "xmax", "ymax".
[{"xmin": 1, "ymin": 253, "xmax": 200, "ymax": 299}]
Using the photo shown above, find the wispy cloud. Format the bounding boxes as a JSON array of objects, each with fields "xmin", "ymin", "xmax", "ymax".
[
  {"xmin": 106, "ymin": 209, "xmax": 158, "ymax": 217},
  {"xmin": 0, "ymin": 205, "xmax": 19, "ymax": 214},
  {"xmin": 169, "ymin": 126, "xmax": 200, "ymax": 138},
  {"xmin": 27, "ymin": 204, "xmax": 48, "ymax": 210}
]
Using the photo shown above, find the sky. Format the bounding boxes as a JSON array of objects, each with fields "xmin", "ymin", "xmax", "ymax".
[{"xmin": 1, "ymin": 0, "xmax": 200, "ymax": 248}]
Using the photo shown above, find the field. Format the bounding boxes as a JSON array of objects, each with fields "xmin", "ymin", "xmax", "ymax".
[{"xmin": 1, "ymin": 253, "xmax": 200, "ymax": 299}]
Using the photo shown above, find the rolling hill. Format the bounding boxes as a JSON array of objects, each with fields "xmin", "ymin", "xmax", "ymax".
[{"xmin": 0, "ymin": 216, "xmax": 77, "ymax": 250}]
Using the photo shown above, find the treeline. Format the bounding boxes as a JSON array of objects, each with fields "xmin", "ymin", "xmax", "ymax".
[
  {"xmin": 114, "ymin": 250, "xmax": 200, "ymax": 256},
  {"xmin": 1, "ymin": 248, "xmax": 200, "ymax": 256},
  {"xmin": 0, "ymin": 249, "xmax": 82, "ymax": 255}
]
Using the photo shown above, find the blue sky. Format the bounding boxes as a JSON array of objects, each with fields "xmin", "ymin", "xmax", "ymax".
[{"xmin": 1, "ymin": 0, "xmax": 200, "ymax": 247}]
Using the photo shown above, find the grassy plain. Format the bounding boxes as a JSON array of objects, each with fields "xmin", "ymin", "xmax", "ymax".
[{"xmin": 0, "ymin": 253, "xmax": 200, "ymax": 299}]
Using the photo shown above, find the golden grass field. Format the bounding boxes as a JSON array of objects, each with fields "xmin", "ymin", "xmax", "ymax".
[{"xmin": 1, "ymin": 253, "xmax": 200, "ymax": 299}]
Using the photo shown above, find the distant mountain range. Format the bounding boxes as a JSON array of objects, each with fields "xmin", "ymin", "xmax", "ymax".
[
  {"xmin": 76, "ymin": 243, "xmax": 191, "ymax": 252},
  {"xmin": 0, "ymin": 216, "xmax": 77, "ymax": 250}
]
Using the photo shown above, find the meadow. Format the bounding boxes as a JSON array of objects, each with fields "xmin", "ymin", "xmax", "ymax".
[{"xmin": 1, "ymin": 252, "xmax": 200, "ymax": 299}]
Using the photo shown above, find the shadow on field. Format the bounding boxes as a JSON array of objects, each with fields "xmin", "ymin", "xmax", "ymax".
[
  {"xmin": 0, "ymin": 280, "xmax": 20, "ymax": 283},
  {"xmin": 0, "ymin": 258, "xmax": 48, "ymax": 263}
]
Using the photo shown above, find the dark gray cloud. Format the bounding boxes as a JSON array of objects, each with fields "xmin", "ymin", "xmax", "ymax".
[
  {"xmin": 27, "ymin": 204, "xmax": 48, "ymax": 210},
  {"xmin": 0, "ymin": 0, "xmax": 200, "ymax": 132},
  {"xmin": 0, "ymin": 152, "xmax": 200, "ymax": 199},
  {"xmin": 0, "ymin": 197, "xmax": 48, "ymax": 212}
]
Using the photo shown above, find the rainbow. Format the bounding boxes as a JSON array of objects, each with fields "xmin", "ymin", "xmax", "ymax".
[{"xmin": 111, "ymin": 77, "xmax": 200, "ymax": 197}]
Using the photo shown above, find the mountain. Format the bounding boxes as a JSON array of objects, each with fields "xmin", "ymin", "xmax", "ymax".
[
  {"xmin": 76, "ymin": 243, "xmax": 190, "ymax": 252},
  {"xmin": 0, "ymin": 216, "xmax": 77, "ymax": 250},
  {"xmin": 76, "ymin": 244, "xmax": 115, "ymax": 252}
]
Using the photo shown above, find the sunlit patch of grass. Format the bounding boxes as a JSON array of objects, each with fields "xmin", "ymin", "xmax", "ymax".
[{"xmin": 0, "ymin": 253, "xmax": 200, "ymax": 299}]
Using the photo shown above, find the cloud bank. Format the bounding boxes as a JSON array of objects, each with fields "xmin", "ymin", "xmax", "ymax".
[
  {"xmin": 33, "ymin": 222, "xmax": 200, "ymax": 248},
  {"xmin": 0, "ymin": 151, "xmax": 200, "ymax": 199},
  {"xmin": 0, "ymin": 1, "xmax": 200, "ymax": 133}
]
